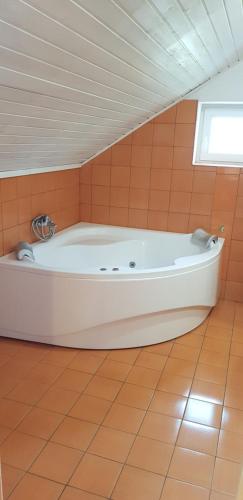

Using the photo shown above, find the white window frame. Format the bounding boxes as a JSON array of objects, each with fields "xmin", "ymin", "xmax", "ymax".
[{"xmin": 193, "ymin": 102, "xmax": 243, "ymax": 168}]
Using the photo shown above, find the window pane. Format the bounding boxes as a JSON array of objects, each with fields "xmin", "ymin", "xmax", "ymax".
[{"xmin": 208, "ymin": 116, "xmax": 243, "ymax": 155}]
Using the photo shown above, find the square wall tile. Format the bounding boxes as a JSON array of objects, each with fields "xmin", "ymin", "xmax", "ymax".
[
  {"xmin": 151, "ymin": 147, "xmax": 173, "ymax": 169},
  {"xmin": 131, "ymin": 146, "xmax": 152, "ymax": 168}
]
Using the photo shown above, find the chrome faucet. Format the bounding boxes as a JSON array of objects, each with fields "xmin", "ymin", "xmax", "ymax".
[{"xmin": 32, "ymin": 215, "xmax": 56, "ymax": 241}]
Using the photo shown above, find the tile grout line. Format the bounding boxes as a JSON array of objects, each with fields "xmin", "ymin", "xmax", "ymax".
[
  {"xmin": 208, "ymin": 302, "xmax": 236, "ymax": 497},
  {"xmin": 159, "ymin": 316, "xmax": 210, "ymax": 497}
]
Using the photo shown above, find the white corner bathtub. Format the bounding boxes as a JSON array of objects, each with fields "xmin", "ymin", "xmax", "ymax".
[{"xmin": 0, "ymin": 223, "xmax": 224, "ymax": 349}]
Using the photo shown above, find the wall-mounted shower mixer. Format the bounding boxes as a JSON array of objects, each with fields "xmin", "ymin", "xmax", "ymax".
[{"xmin": 32, "ymin": 215, "xmax": 57, "ymax": 241}]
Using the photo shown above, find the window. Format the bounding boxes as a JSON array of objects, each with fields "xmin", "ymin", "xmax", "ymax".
[{"xmin": 193, "ymin": 102, "xmax": 243, "ymax": 167}]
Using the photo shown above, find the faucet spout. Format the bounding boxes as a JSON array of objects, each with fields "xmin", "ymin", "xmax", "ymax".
[{"xmin": 16, "ymin": 241, "xmax": 35, "ymax": 261}]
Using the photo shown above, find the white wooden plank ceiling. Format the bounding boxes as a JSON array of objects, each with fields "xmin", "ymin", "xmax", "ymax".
[{"xmin": 0, "ymin": 0, "xmax": 243, "ymax": 175}]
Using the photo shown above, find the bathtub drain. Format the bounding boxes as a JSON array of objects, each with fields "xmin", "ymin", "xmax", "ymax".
[
  {"xmin": 100, "ymin": 267, "xmax": 107, "ymax": 271},
  {"xmin": 129, "ymin": 261, "xmax": 136, "ymax": 268},
  {"xmin": 112, "ymin": 267, "xmax": 119, "ymax": 271}
]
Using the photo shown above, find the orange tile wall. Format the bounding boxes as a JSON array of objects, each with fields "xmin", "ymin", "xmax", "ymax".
[
  {"xmin": 0, "ymin": 168, "xmax": 79, "ymax": 255},
  {"xmin": 79, "ymin": 100, "xmax": 243, "ymax": 302},
  {"xmin": 1, "ymin": 100, "xmax": 243, "ymax": 302}
]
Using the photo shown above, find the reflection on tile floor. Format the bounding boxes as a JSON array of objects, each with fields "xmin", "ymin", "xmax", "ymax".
[{"xmin": 0, "ymin": 300, "xmax": 243, "ymax": 499}]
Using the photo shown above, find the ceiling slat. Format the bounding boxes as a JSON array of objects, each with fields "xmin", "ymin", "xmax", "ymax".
[
  {"xmin": 0, "ymin": 0, "xmax": 176, "ymax": 97},
  {"xmin": 0, "ymin": 86, "xmax": 146, "ymax": 120},
  {"xmin": 25, "ymin": 0, "xmax": 192, "ymax": 91},
  {"xmin": 0, "ymin": 113, "xmax": 129, "ymax": 133}
]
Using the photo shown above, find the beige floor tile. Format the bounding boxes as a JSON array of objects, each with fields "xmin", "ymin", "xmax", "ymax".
[
  {"xmin": 8, "ymin": 473, "xmax": 64, "ymax": 500},
  {"xmin": 53, "ymin": 369, "xmax": 92, "ymax": 392},
  {"xmin": 224, "ymin": 385, "xmax": 243, "ymax": 411},
  {"xmin": 2, "ymin": 358, "xmax": 37, "ymax": 380},
  {"xmin": 170, "ymin": 344, "xmax": 200, "ymax": 362},
  {"xmin": 163, "ymin": 358, "xmax": 196, "ymax": 378},
  {"xmin": 51, "ymin": 417, "xmax": 98, "ymax": 451},
  {"xmin": 228, "ymin": 355, "xmax": 243, "ymax": 374},
  {"xmin": 7, "ymin": 380, "xmax": 50, "ymax": 405},
  {"xmin": 0, "ymin": 399, "xmax": 31, "ymax": 429},
  {"xmin": 85, "ymin": 376, "xmax": 122, "ymax": 401},
  {"xmin": 199, "ymin": 350, "xmax": 229, "ymax": 369},
  {"xmin": 149, "ymin": 391, "xmax": 187, "ymax": 418},
  {"xmin": 205, "ymin": 326, "xmax": 232, "ymax": 341},
  {"xmin": 41, "ymin": 347, "xmax": 78, "ymax": 367},
  {"xmin": 70, "ymin": 453, "xmax": 122, "ymax": 497},
  {"xmin": 177, "ymin": 421, "xmax": 219, "ymax": 455},
  {"xmin": 112, "ymin": 464, "xmax": 164, "ymax": 500},
  {"xmin": 0, "ymin": 373, "xmax": 18, "ymax": 399},
  {"xmin": 195, "ymin": 364, "xmax": 227, "ymax": 385},
  {"xmin": 0, "ymin": 430, "xmax": 46, "ymax": 470},
  {"xmin": 212, "ymin": 458, "xmax": 242, "ymax": 496},
  {"xmin": 232, "ymin": 329, "xmax": 243, "ymax": 343},
  {"xmin": 26, "ymin": 363, "xmax": 64, "ymax": 385},
  {"xmin": 175, "ymin": 332, "xmax": 204, "ymax": 349},
  {"xmin": 161, "ymin": 477, "xmax": 210, "ymax": 500},
  {"xmin": 126, "ymin": 365, "xmax": 161, "ymax": 389},
  {"xmin": 30, "ymin": 442, "xmax": 82, "ymax": 483},
  {"xmin": 14, "ymin": 343, "xmax": 49, "ymax": 363},
  {"xmin": 0, "ymin": 354, "xmax": 13, "ymax": 370},
  {"xmin": 103, "ymin": 402, "xmax": 145, "ymax": 433},
  {"xmin": 1, "ymin": 464, "xmax": 24, "ymax": 498},
  {"xmin": 17, "ymin": 407, "xmax": 63, "ymax": 440},
  {"xmin": 135, "ymin": 351, "xmax": 167, "ymax": 371},
  {"xmin": 0, "ymin": 339, "xmax": 21, "ymax": 357},
  {"xmin": 88, "ymin": 426, "xmax": 135, "ymax": 462},
  {"xmin": 217, "ymin": 429, "xmax": 243, "ymax": 463},
  {"xmin": 83, "ymin": 349, "xmax": 109, "ymax": 359},
  {"xmin": 107, "ymin": 348, "xmax": 141, "ymax": 364},
  {"xmin": 69, "ymin": 395, "xmax": 111, "ymax": 424},
  {"xmin": 221, "ymin": 407, "xmax": 243, "ymax": 435},
  {"xmin": 145, "ymin": 341, "xmax": 173, "ymax": 356},
  {"xmin": 190, "ymin": 380, "xmax": 225, "ymax": 405},
  {"xmin": 157, "ymin": 374, "xmax": 192, "ymax": 397},
  {"xmin": 60, "ymin": 486, "xmax": 108, "ymax": 499},
  {"xmin": 184, "ymin": 398, "xmax": 222, "ymax": 428},
  {"xmin": 96, "ymin": 359, "xmax": 132, "ymax": 381},
  {"xmin": 68, "ymin": 352, "xmax": 104, "ymax": 374},
  {"xmin": 0, "ymin": 425, "xmax": 11, "ymax": 444},
  {"xmin": 139, "ymin": 411, "xmax": 181, "ymax": 444},
  {"xmin": 209, "ymin": 301, "xmax": 235, "ymax": 329},
  {"xmin": 191, "ymin": 322, "xmax": 208, "ymax": 336},
  {"xmin": 116, "ymin": 383, "xmax": 153, "ymax": 409},
  {"xmin": 210, "ymin": 492, "xmax": 235, "ymax": 500},
  {"xmin": 168, "ymin": 446, "xmax": 214, "ymax": 488},
  {"xmin": 127, "ymin": 435, "xmax": 173, "ymax": 475},
  {"xmin": 203, "ymin": 338, "xmax": 230, "ymax": 355},
  {"xmin": 37, "ymin": 387, "xmax": 80, "ymax": 414}
]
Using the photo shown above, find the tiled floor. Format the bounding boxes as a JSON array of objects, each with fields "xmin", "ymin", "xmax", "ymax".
[{"xmin": 0, "ymin": 300, "xmax": 243, "ymax": 499}]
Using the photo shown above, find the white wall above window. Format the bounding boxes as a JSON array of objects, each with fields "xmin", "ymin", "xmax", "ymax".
[{"xmin": 193, "ymin": 102, "xmax": 243, "ymax": 168}]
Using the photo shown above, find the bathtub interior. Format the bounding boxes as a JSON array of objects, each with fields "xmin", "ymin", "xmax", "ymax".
[
  {"xmin": 0, "ymin": 223, "xmax": 223, "ymax": 276},
  {"xmin": 30, "ymin": 224, "xmax": 218, "ymax": 272}
]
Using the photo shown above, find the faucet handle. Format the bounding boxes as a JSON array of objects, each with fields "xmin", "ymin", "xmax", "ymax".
[{"xmin": 32, "ymin": 215, "xmax": 56, "ymax": 241}]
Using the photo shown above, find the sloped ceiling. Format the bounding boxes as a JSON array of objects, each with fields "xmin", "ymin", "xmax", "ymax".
[{"xmin": 0, "ymin": 0, "xmax": 243, "ymax": 176}]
